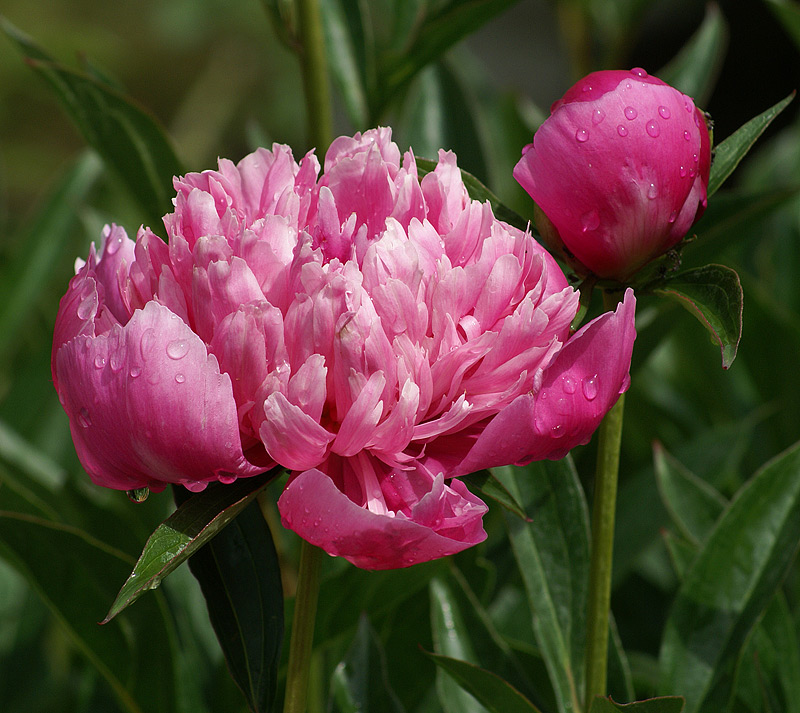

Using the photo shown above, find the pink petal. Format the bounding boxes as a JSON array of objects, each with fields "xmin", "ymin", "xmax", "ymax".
[
  {"xmin": 260, "ymin": 392, "xmax": 334, "ymax": 470},
  {"xmin": 278, "ymin": 467, "xmax": 487, "ymax": 570},
  {"xmin": 54, "ymin": 301, "xmax": 264, "ymax": 491}
]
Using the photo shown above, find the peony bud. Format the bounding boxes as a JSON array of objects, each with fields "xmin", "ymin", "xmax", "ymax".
[{"xmin": 514, "ymin": 68, "xmax": 711, "ymax": 282}]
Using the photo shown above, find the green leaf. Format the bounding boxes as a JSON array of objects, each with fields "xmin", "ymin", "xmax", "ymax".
[
  {"xmin": 430, "ymin": 575, "xmax": 488, "ymax": 713},
  {"xmin": 589, "ymin": 696, "xmax": 685, "ymax": 713},
  {"xmin": 658, "ymin": 440, "xmax": 800, "ymax": 713},
  {"xmin": 320, "ymin": 0, "xmax": 372, "ymax": 128},
  {"xmin": 0, "ymin": 151, "xmax": 102, "ymax": 363},
  {"xmin": 653, "ymin": 264, "xmax": 743, "ymax": 369},
  {"xmin": 330, "ymin": 613, "xmax": 405, "ymax": 713},
  {"xmin": 657, "ymin": 4, "xmax": 727, "ymax": 107},
  {"xmin": 177, "ymin": 490, "xmax": 284, "ymax": 713},
  {"xmin": 416, "ymin": 156, "xmax": 528, "ymax": 231},
  {"xmin": 103, "ymin": 470, "xmax": 278, "ymax": 622},
  {"xmin": 425, "ymin": 652, "xmax": 543, "ymax": 713},
  {"xmin": 496, "ymin": 459, "xmax": 589, "ymax": 713},
  {"xmin": 707, "ymin": 93, "xmax": 795, "ymax": 198},
  {"xmin": 757, "ymin": 593, "xmax": 800, "ymax": 713},
  {"xmin": 461, "ymin": 470, "xmax": 529, "ymax": 521},
  {"xmin": 653, "ymin": 443, "xmax": 727, "ymax": 546},
  {"xmin": 764, "ymin": 0, "xmax": 800, "ymax": 53},
  {"xmin": 2, "ymin": 18, "xmax": 183, "ymax": 229},
  {"xmin": 376, "ymin": 0, "xmax": 521, "ymax": 118}
]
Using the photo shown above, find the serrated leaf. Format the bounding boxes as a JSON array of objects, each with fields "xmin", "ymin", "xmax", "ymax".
[
  {"xmin": 496, "ymin": 459, "xmax": 589, "ymax": 713},
  {"xmin": 589, "ymin": 696, "xmax": 685, "ymax": 713},
  {"xmin": 416, "ymin": 156, "xmax": 528, "ymax": 231},
  {"xmin": 657, "ymin": 4, "xmax": 727, "ymax": 106},
  {"xmin": 654, "ymin": 264, "xmax": 743, "ymax": 369},
  {"xmin": 176, "ymin": 490, "xmax": 284, "ymax": 713},
  {"xmin": 425, "ymin": 651, "xmax": 543, "ymax": 713},
  {"xmin": 2, "ymin": 18, "xmax": 182, "ymax": 229},
  {"xmin": 104, "ymin": 470, "xmax": 278, "ymax": 622},
  {"xmin": 462, "ymin": 470, "xmax": 528, "ymax": 521},
  {"xmin": 658, "ymin": 441, "xmax": 800, "ymax": 713},
  {"xmin": 707, "ymin": 93, "xmax": 795, "ymax": 197},
  {"xmin": 653, "ymin": 443, "xmax": 727, "ymax": 546},
  {"xmin": 330, "ymin": 613, "xmax": 405, "ymax": 713}
]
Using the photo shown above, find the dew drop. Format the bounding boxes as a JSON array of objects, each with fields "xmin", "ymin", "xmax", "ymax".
[
  {"xmin": 647, "ymin": 183, "xmax": 658, "ymax": 199},
  {"xmin": 575, "ymin": 128, "xmax": 589, "ymax": 143},
  {"xmin": 581, "ymin": 210, "xmax": 600, "ymax": 233},
  {"xmin": 218, "ymin": 474, "xmax": 237, "ymax": 485},
  {"xmin": 109, "ymin": 352, "xmax": 124, "ymax": 373},
  {"xmin": 175, "ymin": 373, "xmax": 185, "ymax": 384},
  {"xmin": 563, "ymin": 375, "xmax": 577, "ymax": 394},
  {"xmin": 693, "ymin": 152, "xmax": 699, "ymax": 163},
  {"xmin": 130, "ymin": 365, "xmax": 142, "ymax": 378},
  {"xmin": 94, "ymin": 354, "xmax": 107, "ymax": 369},
  {"xmin": 582, "ymin": 84, "xmax": 592, "ymax": 93},
  {"xmin": 668, "ymin": 210, "xmax": 678, "ymax": 224},
  {"xmin": 694, "ymin": 113, "xmax": 702, "ymax": 127},
  {"xmin": 582, "ymin": 375, "xmax": 599, "ymax": 401},
  {"xmin": 617, "ymin": 124, "xmax": 628, "ymax": 137},
  {"xmin": 106, "ymin": 232, "xmax": 123, "ymax": 255},
  {"xmin": 591, "ymin": 108, "xmax": 605, "ymax": 125},
  {"xmin": 679, "ymin": 165, "xmax": 687, "ymax": 178},
  {"xmin": 127, "ymin": 487, "xmax": 150, "ymax": 503},
  {"xmin": 684, "ymin": 97, "xmax": 694, "ymax": 113},
  {"xmin": 684, "ymin": 130, "xmax": 691, "ymax": 141},
  {"xmin": 551, "ymin": 424, "xmax": 565, "ymax": 438},
  {"xmin": 76, "ymin": 293, "xmax": 97, "ymax": 320},
  {"xmin": 624, "ymin": 82, "xmax": 632, "ymax": 90},
  {"xmin": 624, "ymin": 106, "xmax": 638, "ymax": 120},
  {"xmin": 658, "ymin": 105, "xmax": 671, "ymax": 119},
  {"xmin": 140, "ymin": 328, "xmax": 155, "ymax": 360},
  {"xmin": 646, "ymin": 120, "xmax": 660, "ymax": 138},
  {"xmin": 78, "ymin": 407, "xmax": 92, "ymax": 428},
  {"xmin": 631, "ymin": 67, "xmax": 648, "ymax": 77},
  {"xmin": 166, "ymin": 338, "xmax": 190, "ymax": 360}
]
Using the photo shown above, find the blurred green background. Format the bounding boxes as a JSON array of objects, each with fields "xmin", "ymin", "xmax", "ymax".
[{"xmin": 1, "ymin": 0, "xmax": 799, "ymax": 711}]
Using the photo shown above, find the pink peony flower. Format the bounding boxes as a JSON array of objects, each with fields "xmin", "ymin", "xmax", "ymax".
[
  {"xmin": 514, "ymin": 68, "xmax": 711, "ymax": 282},
  {"xmin": 52, "ymin": 128, "xmax": 636, "ymax": 569}
]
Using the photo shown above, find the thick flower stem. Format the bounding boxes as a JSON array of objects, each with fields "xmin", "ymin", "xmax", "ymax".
[
  {"xmin": 297, "ymin": 0, "xmax": 333, "ymax": 152},
  {"xmin": 584, "ymin": 292, "xmax": 627, "ymax": 711},
  {"xmin": 283, "ymin": 539, "xmax": 323, "ymax": 713}
]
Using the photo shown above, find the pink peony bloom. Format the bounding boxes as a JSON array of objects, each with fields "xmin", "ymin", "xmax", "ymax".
[
  {"xmin": 514, "ymin": 68, "xmax": 711, "ymax": 282},
  {"xmin": 52, "ymin": 128, "xmax": 636, "ymax": 569}
]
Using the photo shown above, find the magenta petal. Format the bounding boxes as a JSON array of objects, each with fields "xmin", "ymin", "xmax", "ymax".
[
  {"xmin": 55, "ymin": 301, "xmax": 263, "ymax": 491},
  {"xmin": 278, "ymin": 468, "xmax": 487, "ymax": 570},
  {"xmin": 454, "ymin": 289, "xmax": 636, "ymax": 472}
]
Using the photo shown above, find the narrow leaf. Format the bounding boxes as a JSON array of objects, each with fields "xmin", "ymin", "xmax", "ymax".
[
  {"xmin": 589, "ymin": 696, "xmax": 685, "ymax": 713},
  {"xmin": 657, "ymin": 4, "xmax": 727, "ymax": 106},
  {"xmin": 425, "ymin": 652, "xmax": 543, "ymax": 713},
  {"xmin": 764, "ymin": 0, "xmax": 800, "ymax": 53},
  {"xmin": 659, "ymin": 441, "xmax": 800, "ymax": 713},
  {"xmin": 654, "ymin": 264, "xmax": 743, "ymax": 368},
  {"xmin": 707, "ymin": 92, "xmax": 795, "ymax": 197},
  {"xmin": 2, "ymin": 18, "xmax": 183, "ymax": 228},
  {"xmin": 104, "ymin": 470, "xmax": 278, "ymax": 622},
  {"xmin": 462, "ymin": 470, "xmax": 529, "ymax": 521},
  {"xmin": 496, "ymin": 459, "xmax": 589, "ymax": 713},
  {"xmin": 653, "ymin": 443, "xmax": 727, "ymax": 545},
  {"xmin": 178, "ymin": 491, "xmax": 284, "ymax": 713},
  {"xmin": 416, "ymin": 157, "xmax": 528, "ymax": 231}
]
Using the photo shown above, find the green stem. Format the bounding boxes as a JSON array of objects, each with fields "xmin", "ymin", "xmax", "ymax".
[
  {"xmin": 283, "ymin": 540, "xmax": 323, "ymax": 713},
  {"xmin": 297, "ymin": 0, "xmax": 333, "ymax": 152},
  {"xmin": 584, "ymin": 292, "xmax": 627, "ymax": 711}
]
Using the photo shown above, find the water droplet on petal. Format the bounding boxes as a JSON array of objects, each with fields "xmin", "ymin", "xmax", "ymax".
[
  {"xmin": 581, "ymin": 210, "xmax": 600, "ymax": 233},
  {"xmin": 582, "ymin": 375, "xmax": 599, "ymax": 401},
  {"xmin": 646, "ymin": 120, "xmax": 660, "ymax": 138},
  {"xmin": 624, "ymin": 106, "xmax": 638, "ymax": 120},
  {"xmin": 127, "ymin": 487, "xmax": 150, "ymax": 503},
  {"xmin": 679, "ymin": 165, "xmax": 687, "ymax": 177},
  {"xmin": 78, "ymin": 407, "xmax": 91, "ymax": 428},
  {"xmin": 617, "ymin": 125, "xmax": 628, "ymax": 137},
  {"xmin": 140, "ymin": 328, "xmax": 155, "ymax": 360},
  {"xmin": 175, "ymin": 373, "xmax": 185, "ymax": 384},
  {"xmin": 94, "ymin": 354, "xmax": 107, "ymax": 369},
  {"xmin": 631, "ymin": 67, "xmax": 648, "ymax": 77},
  {"xmin": 592, "ymin": 108, "xmax": 605, "ymax": 125},
  {"xmin": 658, "ymin": 105, "xmax": 671, "ymax": 119},
  {"xmin": 218, "ymin": 473, "xmax": 237, "ymax": 485},
  {"xmin": 130, "ymin": 365, "xmax": 142, "ymax": 378},
  {"xmin": 575, "ymin": 128, "xmax": 589, "ymax": 143},
  {"xmin": 582, "ymin": 84, "xmax": 592, "ymax": 93},
  {"xmin": 684, "ymin": 97, "xmax": 694, "ymax": 113},
  {"xmin": 166, "ymin": 338, "xmax": 190, "ymax": 360},
  {"xmin": 694, "ymin": 113, "xmax": 702, "ymax": 126},
  {"xmin": 689, "ymin": 167, "xmax": 697, "ymax": 178},
  {"xmin": 563, "ymin": 375, "xmax": 577, "ymax": 394},
  {"xmin": 693, "ymin": 152, "xmax": 699, "ymax": 163},
  {"xmin": 106, "ymin": 232, "xmax": 123, "ymax": 255},
  {"xmin": 76, "ymin": 294, "xmax": 96, "ymax": 320},
  {"xmin": 551, "ymin": 424, "xmax": 565, "ymax": 438},
  {"xmin": 109, "ymin": 353, "xmax": 124, "ymax": 372},
  {"xmin": 647, "ymin": 183, "xmax": 658, "ymax": 199},
  {"xmin": 668, "ymin": 210, "xmax": 678, "ymax": 224},
  {"xmin": 684, "ymin": 130, "xmax": 691, "ymax": 141}
]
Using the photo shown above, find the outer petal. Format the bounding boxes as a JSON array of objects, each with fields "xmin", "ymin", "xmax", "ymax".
[
  {"xmin": 453, "ymin": 289, "xmax": 636, "ymax": 473},
  {"xmin": 55, "ymin": 301, "xmax": 264, "ymax": 491},
  {"xmin": 278, "ymin": 467, "xmax": 487, "ymax": 569}
]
